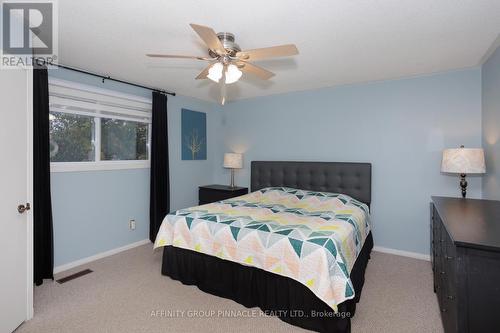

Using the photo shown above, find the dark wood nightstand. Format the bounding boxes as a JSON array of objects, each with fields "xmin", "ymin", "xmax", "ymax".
[{"xmin": 199, "ymin": 185, "xmax": 248, "ymax": 205}]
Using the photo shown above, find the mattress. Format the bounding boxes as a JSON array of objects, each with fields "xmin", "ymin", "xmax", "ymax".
[{"xmin": 154, "ymin": 187, "xmax": 371, "ymax": 311}]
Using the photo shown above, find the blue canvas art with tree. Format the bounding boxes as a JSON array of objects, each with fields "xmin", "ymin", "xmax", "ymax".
[{"xmin": 181, "ymin": 109, "xmax": 207, "ymax": 160}]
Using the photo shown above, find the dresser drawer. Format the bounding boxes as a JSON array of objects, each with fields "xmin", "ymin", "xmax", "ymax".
[
  {"xmin": 442, "ymin": 231, "xmax": 458, "ymax": 333},
  {"xmin": 432, "ymin": 205, "xmax": 458, "ymax": 331},
  {"xmin": 432, "ymin": 205, "xmax": 444, "ymax": 296},
  {"xmin": 444, "ymin": 237, "xmax": 456, "ymax": 283},
  {"xmin": 441, "ymin": 291, "xmax": 458, "ymax": 333}
]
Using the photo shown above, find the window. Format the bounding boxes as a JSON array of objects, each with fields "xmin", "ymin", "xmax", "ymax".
[
  {"xmin": 50, "ymin": 112, "xmax": 95, "ymax": 162},
  {"xmin": 101, "ymin": 119, "xmax": 148, "ymax": 161},
  {"xmin": 49, "ymin": 78, "xmax": 152, "ymax": 172}
]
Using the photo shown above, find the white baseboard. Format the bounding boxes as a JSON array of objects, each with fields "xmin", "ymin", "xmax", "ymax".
[
  {"xmin": 53, "ymin": 239, "xmax": 151, "ymax": 274},
  {"xmin": 53, "ymin": 239, "xmax": 428, "ymax": 274},
  {"xmin": 373, "ymin": 245, "xmax": 430, "ymax": 261}
]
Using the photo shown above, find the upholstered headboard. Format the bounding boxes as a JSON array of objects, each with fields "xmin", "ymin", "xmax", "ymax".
[{"xmin": 251, "ymin": 161, "xmax": 372, "ymax": 206}]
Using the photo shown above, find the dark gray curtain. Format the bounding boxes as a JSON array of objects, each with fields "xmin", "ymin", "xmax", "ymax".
[
  {"xmin": 149, "ymin": 92, "xmax": 170, "ymax": 242},
  {"xmin": 33, "ymin": 66, "xmax": 54, "ymax": 285}
]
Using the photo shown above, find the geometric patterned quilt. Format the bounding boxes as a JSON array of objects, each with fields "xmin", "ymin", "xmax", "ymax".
[{"xmin": 154, "ymin": 187, "xmax": 371, "ymax": 311}]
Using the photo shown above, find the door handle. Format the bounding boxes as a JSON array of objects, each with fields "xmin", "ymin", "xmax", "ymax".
[{"xmin": 18, "ymin": 203, "xmax": 31, "ymax": 214}]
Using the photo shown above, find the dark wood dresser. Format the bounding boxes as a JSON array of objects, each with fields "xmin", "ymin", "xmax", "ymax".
[
  {"xmin": 431, "ymin": 196, "xmax": 500, "ymax": 333},
  {"xmin": 199, "ymin": 185, "xmax": 248, "ymax": 205}
]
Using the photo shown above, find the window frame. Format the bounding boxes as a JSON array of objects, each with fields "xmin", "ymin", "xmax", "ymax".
[{"xmin": 49, "ymin": 78, "xmax": 152, "ymax": 172}]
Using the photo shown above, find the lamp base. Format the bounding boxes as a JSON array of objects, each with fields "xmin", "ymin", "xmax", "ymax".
[
  {"xmin": 229, "ymin": 169, "xmax": 236, "ymax": 188},
  {"xmin": 460, "ymin": 173, "xmax": 467, "ymax": 198}
]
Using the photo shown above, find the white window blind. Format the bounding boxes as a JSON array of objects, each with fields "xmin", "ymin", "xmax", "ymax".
[{"xmin": 49, "ymin": 78, "xmax": 152, "ymax": 123}]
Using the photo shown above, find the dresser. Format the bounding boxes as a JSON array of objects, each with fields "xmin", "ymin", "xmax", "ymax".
[
  {"xmin": 431, "ymin": 196, "xmax": 500, "ymax": 333},
  {"xmin": 199, "ymin": 185, "xmax": 248, "ymax": 205}
]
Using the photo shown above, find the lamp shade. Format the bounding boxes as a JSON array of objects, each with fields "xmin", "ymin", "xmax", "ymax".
[
  {"xmin": 441, "ymin": 148, "xmax": 485, "ymax": 174},
  {"xmin": 223, "ymin": 153, "xmax": 243, "ymax": 169}
]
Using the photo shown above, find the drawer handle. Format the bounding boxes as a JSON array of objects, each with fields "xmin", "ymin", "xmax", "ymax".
[
  {"xmin": 441, "ymin": 308, "xmax": 447, "ymax": 313},
  {"xmin": 445, "ymin": 256, "xmax": 454, "ymax": 260},
  {"xmin": 440, "ymin": 239, "xmax": 445, "ymax": 243},
  {"xmin": 447, "ymin": 295, "xmax": 455, "ymax": 300},
  {"xmin": 440, "ymin": 271, "xmax": 445, "ymax": 275}
]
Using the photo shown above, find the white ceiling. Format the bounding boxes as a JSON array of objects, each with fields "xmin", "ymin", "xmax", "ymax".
[{"xmin": 58, "ymin": 0, "xmax": 500, "ymax": 103}]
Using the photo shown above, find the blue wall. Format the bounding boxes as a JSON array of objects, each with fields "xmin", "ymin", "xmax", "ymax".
[
  {"xmin": 51, "ymin": 169, "xmax": 149, "ymax": 265},
  {"xmin": 49, "ymin": 68, "xmax": 221, "ymax": 267},
  {"xmin": 482, "ymin": 44, "xmax": 500, "ymax": 200},
  {"xmin": 216, "ymin": 68, "xmax": 483, "ymax": 255}
]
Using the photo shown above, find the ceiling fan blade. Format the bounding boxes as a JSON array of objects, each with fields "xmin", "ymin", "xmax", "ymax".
[
  {"xmin": 189, "ymin": 23, "xmax": 227, "ymax": 55},
  {"xmin": 195, "ymin": 63, "xmax": 213, "ymax": 80},
  {"xmin": 238, "ymin": 62, "xmax": 275, "ymax": 80},
  {"xmin": 146, "ymin": 54, "xmax": 213, "ymax": 61},
  {"xmin": 236, "ymin": 44, "xmax": 298, "ymax": 61}
]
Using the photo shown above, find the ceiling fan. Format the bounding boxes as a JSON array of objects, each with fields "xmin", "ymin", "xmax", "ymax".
[{"xmin": 147, "ymin": 24, "xmax": 299, "ymax": 104}]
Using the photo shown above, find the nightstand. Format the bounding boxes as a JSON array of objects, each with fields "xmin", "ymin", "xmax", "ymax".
[{"xmin": 199, "ymin": 185, "xmax": 248, "ymax": 205}]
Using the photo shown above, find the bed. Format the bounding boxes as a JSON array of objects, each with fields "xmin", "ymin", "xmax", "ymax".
[{"xmin": 154, "ymin": 161, "xmax": 373, "ymax": 333}]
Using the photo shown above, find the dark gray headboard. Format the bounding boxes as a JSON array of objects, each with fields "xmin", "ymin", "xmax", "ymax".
[{"xmin": 251, "ymin": 161, "xmax": 372, "ymax": 206}]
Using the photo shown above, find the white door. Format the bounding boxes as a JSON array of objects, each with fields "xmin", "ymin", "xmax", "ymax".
[{"xmin": 0, "ymin": 68, "xmax": 33, "ymax": 333}]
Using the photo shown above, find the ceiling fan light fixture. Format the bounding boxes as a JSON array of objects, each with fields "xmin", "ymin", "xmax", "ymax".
[
  {"xmin": 207, "ymin": 62, "xmax": 223, "ymax": 82},
  {"xmin": 147, "ymin": 23, "xmax": 299, "ymax": 103},
  {"xmin": 225, "ymin": 64, "xmax": 242, "ymax": 84}
]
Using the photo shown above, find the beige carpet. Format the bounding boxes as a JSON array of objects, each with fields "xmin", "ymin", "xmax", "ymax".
[{"xmin": 16, "ymin": 244, "xmax": 443, "ymax": 333}]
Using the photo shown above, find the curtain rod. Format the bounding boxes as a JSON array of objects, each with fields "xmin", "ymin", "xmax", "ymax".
[{"xmin": 47, "ymin": 62, "xmax": 176, "ymax": 96}]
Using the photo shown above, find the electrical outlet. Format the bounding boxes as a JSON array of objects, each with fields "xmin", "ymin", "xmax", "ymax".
[{"xmin": 129, "ymin": 219, "xmax": 136, "ymax": 230}]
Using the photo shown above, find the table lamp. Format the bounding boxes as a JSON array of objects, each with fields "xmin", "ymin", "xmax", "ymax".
[
  {"xmin": 223, "ymin": 153, "xmax": 243, "ymax": 188},
  {"xmin": 441, "ymin": 145, "xmax": 485, "ymax": 198}
]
